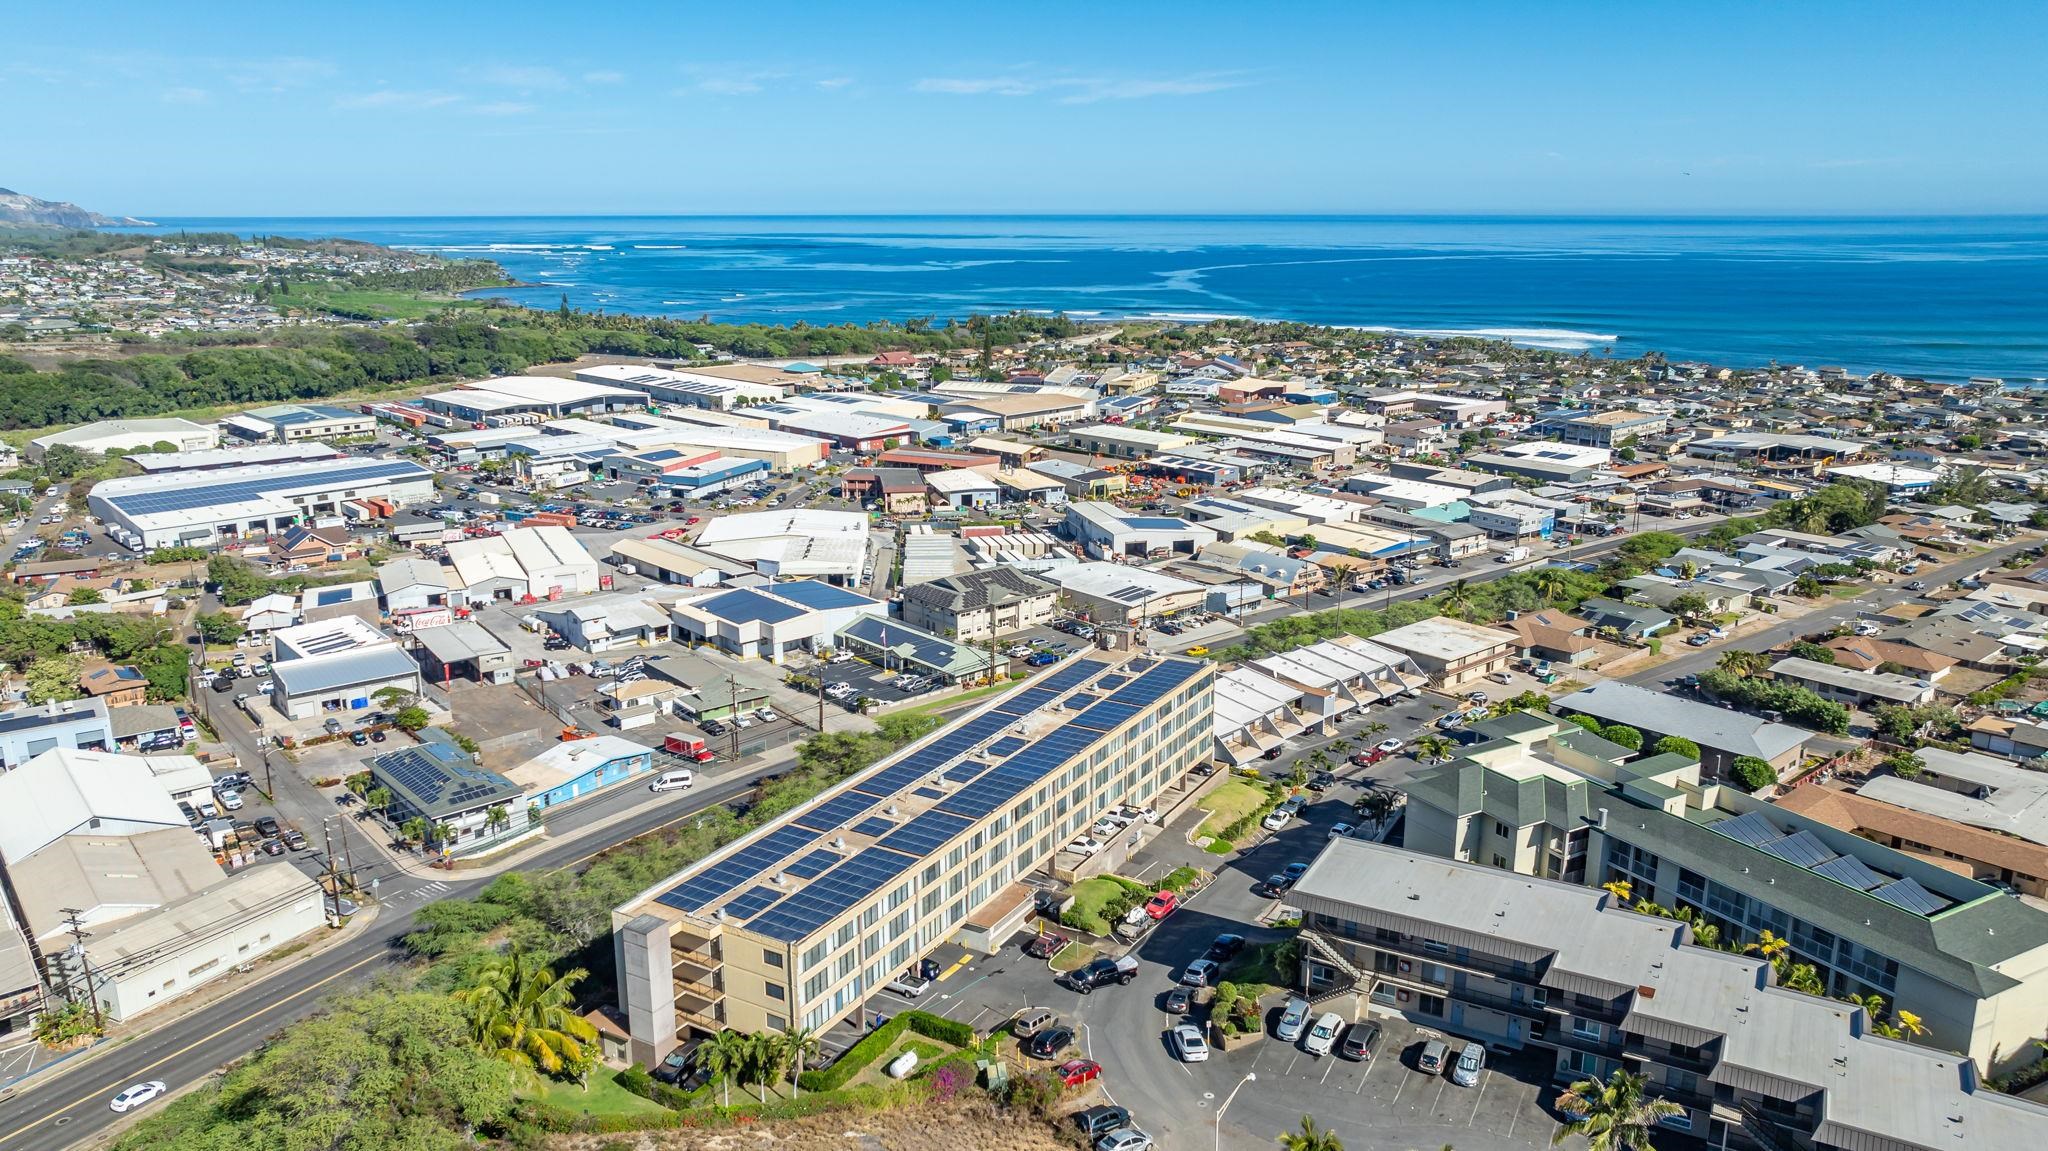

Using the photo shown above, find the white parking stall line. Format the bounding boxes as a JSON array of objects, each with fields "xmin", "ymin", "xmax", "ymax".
[
  {"xmin": 1470, "ymin": 1070, "xmax": 1492, "ymax": 1124},
  {"xmin": 1355, "ymin": 1053, "xmax": 1379, "ymax": 1093},
  {"xmin": 1319, "ymin": 1058, "xmax": 1336, "ymax": 1085},
  {"xmin": 1389, "ymin": 1069, "xmax": 1407, "ymax": 1106}
]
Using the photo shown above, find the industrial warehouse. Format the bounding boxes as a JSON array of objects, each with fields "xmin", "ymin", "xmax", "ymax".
[{"xmin": 87, "ymin": 458, "xmax": 437, "ymax": 549}]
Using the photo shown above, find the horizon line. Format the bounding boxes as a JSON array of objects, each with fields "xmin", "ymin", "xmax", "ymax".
[{"xmin": 121, "ymin": 210, "xmax": 2048, "ymax": 223}]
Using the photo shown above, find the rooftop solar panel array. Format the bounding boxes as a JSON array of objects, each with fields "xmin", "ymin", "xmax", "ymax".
[
  {"xmin": 987, "ymin": 736, "xmax": 1028, "ymax": 759},
  {"xmin": 876, "ymin": 810, "xmax": 974, "ymax": 856},
  {"xmin": 653, "ymin": 825, "xmax": 816, "ymax": 913},
  {"xmin": 1710, "ymin": 810, "xmax": 1779, "ymax": 848},
  {"xmin": 1711, "ymin": 805, "xmax": 1954, "ymax": 916},
  {"xmin": 851, "ymin": 816, "xmax": 898, "ymax": 838},
  {"xmin": 1813, "ymin": 854, "xmax": 1888, "ymax": 892},
  {"xmin": 106, "ymin": 460, "xmax": 428, "ymax": 516},
  {"xmin": 1759, "ymin": 829, "xmax": 1836, "ymax": 868},
  {"xmin": 784, "ymin": 849, "xmax": 841, "ymax": 879},
  {"xmin": 1873, "ymin": 877, "xmax": 1950, "ymax": 915},
  {"xmin": 943, "ymin": 761, "xmax": 987, "ymax": 783},
  {"xmin": 790, "ymin": 792, "xmax": 881, "ymax": 834},
  {"xmin": 724, "ymin": 885, "xmax": 784, "ymax": 921},
  {"xmin": 750, "ymin": 848, "xmax": 920, "ymax": 942},
  {"xmin": 939, "ymin": 725, "xmax": 1098, "ymax": 819}
]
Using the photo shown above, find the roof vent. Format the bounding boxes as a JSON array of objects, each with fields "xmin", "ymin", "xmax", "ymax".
[
  {"xmin": 1407, "ymin": 893, "xmax": 1421, "ymax": 901},
  {"xmin": 886, "ymin": 805, "xmax": 899, "ymax": 818},
  {"xmin": 832, "ymin": 836, "xmax": 846, "ymax": 850},
  {"xmin": 774, "ymin": 873, "xmax": 787, "ymax": 886},
  {"xmin": 712, "ymin": 908, "xmax": 725, "ymax": 921}
]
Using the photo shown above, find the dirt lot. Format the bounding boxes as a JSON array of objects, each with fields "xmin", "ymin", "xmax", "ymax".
[{"xmin": 549, "ymin": 1099, "xmax": 1071, "ymax": 1151}]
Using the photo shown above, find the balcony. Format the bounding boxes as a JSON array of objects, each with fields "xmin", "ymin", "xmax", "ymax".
[
  {"xmin": 1533, "ymin": 1024, "xmax": 1627, "ymax": 1062},
  {"xmin": 673, "ymin": 973, "xmax": 724, "ymax": 1008},
  {"xmin": 1328, "ymin": 926, "xmax": 1541, "ymax": 987},
  {"xmin": 1623, "ymin": 1036, "xmax": 1719, "ymax": 1076},
  {"xmin": 672, "ymin": 945, "xmax": 720, "ymax": 978}
]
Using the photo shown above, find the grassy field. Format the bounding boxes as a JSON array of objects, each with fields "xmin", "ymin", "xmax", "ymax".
[
  {"xmin": 1196, "ymin": 778, "xmax": 1268, "ymax": 841},
  {"xmin": 269, "ymin": 283, "xmax": 483, "ymax": 320},
  {"xmin": 1049, "ymin": 941, "xmax": 1097, "ymax": 972},
  {"xmin": 525, "ymin": 1071, "xmax": 670, "ymax": 1118},
  {"xmin": 888, "ymin": 678, "xmax": 1018, "ymax": 720}
]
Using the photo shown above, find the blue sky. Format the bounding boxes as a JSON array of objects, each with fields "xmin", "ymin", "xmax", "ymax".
[{"xmin": 5, "ymin": 0, "xmax": 2045, "ymax": 216}]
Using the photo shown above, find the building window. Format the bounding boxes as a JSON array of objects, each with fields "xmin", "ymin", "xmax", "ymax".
[
  {"xmin": 766, "ymin": 1013, "xmax": 788, "ymax": 1031},
  {"xmin": 1494, "ymin": 820, "xmax": 1511, "ymax": 839},
  {"xmin": 1572, "ymin": 1018, "xmax": 1602, "ymax": 1040},
  {"xmin": 766, "ymin": 982, "xmax": 785, "ymax": 1001},
  {"xmin": 1417, "ymin": 994, "xmax": 1445, "ymax": 1017},
  {"xmin": 764, "ymin": 950, "xmax": 783, "ymax": 968},
  {"xmin": 1422, "ymin": 938, "xmax": 1449, "ymax": 955},
  {"xmin": 1658, "ymin": 1112, "xmax": 1693, "ymax": 1132}
]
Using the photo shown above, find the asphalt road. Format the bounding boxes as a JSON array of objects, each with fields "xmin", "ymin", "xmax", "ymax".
[{"xmin": 0, "ymin": 772, "xmax": 761, "ymax": 1151}]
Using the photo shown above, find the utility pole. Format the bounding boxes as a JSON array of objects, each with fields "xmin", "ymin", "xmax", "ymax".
[
  {"xmin": 321, "ymin": 821, "xmax": 339, "ymax": 919},
  {"xmin": 58, "ymin": 908, "xmax": 103, "ymax": 1032},
  {"xmin": 726, "ymin": 674, "xmax": 740, "ymax": 760}
]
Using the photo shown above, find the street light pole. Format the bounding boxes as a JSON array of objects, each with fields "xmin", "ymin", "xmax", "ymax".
[{"xmin": 1215, "ymin": 1071, "xmax": 1256, "ymax": 1151}]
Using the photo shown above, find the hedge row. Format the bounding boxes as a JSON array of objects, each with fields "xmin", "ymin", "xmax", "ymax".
[
  {"xmin": 796, "ymin": 1010, "xmax": 975, "ymax": 1093},
  {"xmin": 1217, "ymin": 784, "xmax": 1286, "ymax": 846},
  {"xmin": 521, "ymin": 1079, "xmax": 926, "ymax": 1135}
]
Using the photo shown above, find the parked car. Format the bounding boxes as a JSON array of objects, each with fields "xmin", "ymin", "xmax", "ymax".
[
  {"xmin": 1261, "ymin": 873, "xmax": 1292, "ymax": 898},
  {"xmin": 1275, "ymin": 996, "xmax": 1312, "ymax": 1042},
  {"xmin": 1284, "ymin": 861, "xmax": 1310, "ymax": 882},
  {"xmin": 281, "ymin": 829, "xmax": 309, "ymax": 851},
  {"xmin": 1023, "ymin": 931, "xmax": 1069, "ymax": 959},
  {"xmin": 1338, "ymin": 1019, "xmax": 1382, "ymax": 1062},
  {"xmin": 1451, "ymin": 1041, "xmax": 1486, "ymax": 1086},
  {"xmin": 1065, "ymin": 955, "xmax": 1139, "ymax": 993},
  {"xmin": 1208, "ymin": 933, "xmax": 1246, "ymax": 960},
  {"xmin": 1306, "ymin": 771, "xmax": 1335, "ymax": 793},
  {"xmin": 1170, "ymin": 1024, "xmax": 1210, "ymax": 1063},
  {"xmin": 1057, "ymin": 1058, "xmax": 1102, "ymax": 1087},
  {"xmin": 1073, "ymin": 1106, "xmax": 1131, "ymax": 1139},
  {"xmin": 1162, "ymin": 986, "xmax": 1194, "ymax": 1014},
  {"xmin": 217, "ymin": 789, "xmax": 244, "ymax": 811},
  {"xmin": 1011, "ymin": 1007, "xmax": 1058, "ymax": 1038},
  {"xmin": 1143, "ymin": 891, "xmax": 1178, "ymax": 920},
  {"xmin": 1328, "ymin": 822, "xmax": 1357, "ymax": 840},
  {"xmin": 1024, "ymin": 1025, "xmax": 1075, "ymax": 1059},
  {"xmin": 1067, "ymin": 836, "xmax": 1103, "ymax": 857},
  {"xmin": 1375, "ymin": 737, "xmax": 1405, "ymax": 754},
  {"xmin": 254, "ymin": 816, "xmax": 281, "ymax": 838},
  {"xmin": 1179, "ymin": 958, "xmax": 1218, "ymax": 987},
  {"xmin": 349, "ymin": 730, "xmax": 369, "ymax": 746},
  {"xmin": 1261, "ymin": 808, "xmax": 1292, "ymax": 832},
  {"xmin": 1418, "ymin": 1038, "xmax": 1450, "ymax": 1075},
  {"xmin": 1096, "ymin": 1128, "xmax": 1153, "ymax": 1151},
  {"xmin": 1303, "ymin": 1011, "xmax": 1344, "ymax": 1057}
]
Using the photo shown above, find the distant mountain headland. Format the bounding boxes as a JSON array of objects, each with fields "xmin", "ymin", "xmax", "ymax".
[{"xmin": 0, "ymin": 188, "xmax": 154, "ymax": 228}]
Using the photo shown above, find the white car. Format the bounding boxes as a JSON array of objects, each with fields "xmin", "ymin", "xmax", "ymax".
[
  {"xmin": 1097, "ymin": 1129, "xmax": 1154, "ymax": 1151},
  {"xmin": 217, "ymin": 789, "xmax": 244, "ymax": 811},
  {"xmin": 1328, "ymin": 822, "xmax": 1356, "ymax": 840},
  {"xmin": 109, "ymin": 1080, "xmax": 167, "ymax": 1112},
  {"xmin": 1375, "ymin": 738, "xmax": 1405, "ymax": 754},
  {"xmin": 1067, "ymin": 836, "xmax": 1103, "ymax": 857},
  {"xmin": 755, "ymin": 707, "xmax": 777, "ymax": 723},
  {"xmin": 1171, "ymin": 1023, "xmax": 1210, "ymax": 1062},
  {"xmin": 1261, "ymin": 808, "xmax": 1292, "ymax": 832},
  {"xmin": 1852, "ymin": 622, "xmax": 1882, "ymax": 637},
  {"xmin": 1089, "ymin": 819, "xmax": 1123, "ymax": 839},
  {"xmin": 1303, "ymin": 1011, "xmax": 1345, "ymax": 1057}
]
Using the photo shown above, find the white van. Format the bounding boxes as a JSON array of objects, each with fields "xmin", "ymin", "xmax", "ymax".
[{"xmin": 649, "ymin": 770, "xmax": 694, "ymax": 793}]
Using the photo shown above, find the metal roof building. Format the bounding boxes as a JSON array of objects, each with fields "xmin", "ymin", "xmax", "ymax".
[{"xmin": 88, "ymin": 458, "xmax": 435, "ymax": 550}]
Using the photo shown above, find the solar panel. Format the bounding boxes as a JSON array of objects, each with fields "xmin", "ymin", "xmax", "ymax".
[
  {"xmin": 1095, "ymin": 675, "xmax": 1129, "ymax": 690},
  {"xmin": 1073, "ymin": 701, "xmax": 1142, "ymax": 731},
  {"xmin": 911, "ymin": 786, "xmax": 945, "ymax": 799},
  {"xmin": 653, "ymin": 825, "xmax": 817, "ymax": 913},
  {"xmin": 724, "ymin": 885, "xmax": 784, "ymax": 921},
  {"xmin": 790, "ymin": 792, "xmax": 880, "ymax": 833},
  {"xmin": 944, "ymin": 761, "xmax": 987, "ymax": 783},
  {"xmin": 784, "ymin": 849, "xmax": 841, "ymax": 879},
  {"xmin": 987, "ymin": 736, "xmax": 1028, "ymax": 758},
  {"xmin": 749, "ymin": 848, "xmax": 920, "ymax": 942},
  {"xmin": 1037, "ymin": 658, "xmax": 1111, "ymax": 693},
  {"xmin": 1813, "ymin": 854, "xmax": 1888, "ymax": 892},
  {"xmin": 851, "ymin": 816, "xmax": 898, "ymax": 838},
  {"xmin": 1711, "ymin": 810, "xmax": 1781, "ymax": 848},
  {"xmin": 1872, "ymin": 877, "xmax": 1950, "ymax": 915},
  {"xmin": 1758, "ymin": 830, "xmax": 1837, "ymax": 868},
  {"xmin": 876, "ymin": 810, "xmax": 973, "ymax": 857}
]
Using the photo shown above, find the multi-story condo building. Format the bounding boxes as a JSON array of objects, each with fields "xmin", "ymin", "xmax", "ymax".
[
  {"xmin": 1400, "ymin": 711, "xmax": 2048, "ymax": 1072},
  {"xmin": 1292, "ymin": 839, "xmax": 2048, "ymax": 1151},
  {"xmin": 611, "ymin": 653, "xmax": 1213, "ymax": 1065}
]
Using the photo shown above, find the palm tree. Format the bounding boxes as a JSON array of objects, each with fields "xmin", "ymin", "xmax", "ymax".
[
  {"xmin": 1601, "ymin": 879, "xmax": 1634, "ymax": 903},
  {"xmin": 1278, "ymin": 1115, "xmax": 1344, "ymax": 1151},
  {"xmin": 1364, "ymin": 721, "xmax": 1389, "ymax": 739},
  {"xmin": 783, "ymin": 1025, "xmax": 822, "ymax": 1097},
  {"xmin": 365, "ymin": 786, "xmax": 393, "ymax": 822},
  {"xmin": 1531, "ymin": 568, "xmax": 1569, "ymax": 604},
  {"xmin": 753, "ymin": 1031, "xmax": 794, "ymax": 1102},
  {"xmin": 700, "ymin": 1029, "xmax": 753, "ymax": 1108},
  {"xmin": 484, "ymin": 804, "xmax": 511, "ymax": 838},
  {"xmin": 1552, "ymin": 1069, "xmax": 1682, "ymax": 1151},
  {"xmin": 1441, "ymin": 579, "xmax": 1475, "ymax": 618},
  {"xmin": 1414, "ymin": 734, "xmax": 1455, "ymax": 764},
  {"xmin": 400, "ymin": 815, "xmax": 429, "ymax": 846},
  {"xmin": 452, "ymin": 949, "xmax": 598, "ymax": 1079},
  {"xmin": 1716, "ymin": 649, "xmax": 1769, "ymax": 676}
]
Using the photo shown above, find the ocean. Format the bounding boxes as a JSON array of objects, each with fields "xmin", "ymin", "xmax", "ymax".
[{"xmin": 132, "ymin": 214, "xmax": 2048, "ymax": 381}]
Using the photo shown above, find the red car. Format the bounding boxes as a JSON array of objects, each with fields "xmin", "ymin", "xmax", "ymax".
[
  {"xmin": 1057, "ymin": 1058, "xmax": 1102, "ymax": 1087},
  {"xmin": 1351, "ymin": 748, "xmax": 1387, "ymax": 767},
  {"xmin": 1024, "ymin": 931, "xmax": 1070, "ymax": 959},
  {"xmin": 1143, "ymin": 891, "xmax": 1178, "ymax": 920},
  {"xmin": 685, "ymin": 516, "xmax": 701, "ymax": 525}
]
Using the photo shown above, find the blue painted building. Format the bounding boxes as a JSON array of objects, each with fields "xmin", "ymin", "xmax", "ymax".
[{"xmin": 513, "ymin": 735, "xmax": 657, "ymax": 809}]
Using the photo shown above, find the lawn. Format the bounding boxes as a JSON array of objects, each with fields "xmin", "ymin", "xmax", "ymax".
[
  {"xmin": 1196, "ymin": 778, "xmax": 1270, "ymax": 845},
  {"xmin": 270, "ymin": 283, "xmax": 483, "ymax": 320},
  {"xmin": 526, "ymin": 1071, "xmax": 670, "ymax": 1118},
  {"xmin": 1066, "ymin": 876, "xmax": 1142, "ymax": 935},
  {"xmin": 1049, "ymin": 941, "xmax": 1097, "ymax": 972},
  {"xmin": 889, "ymin": 679, "xmax": 1017, "ymax": 720}
]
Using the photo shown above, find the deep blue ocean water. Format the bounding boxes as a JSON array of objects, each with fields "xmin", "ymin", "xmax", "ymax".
[{"xmin": 131, "ymin": 215, "xmax": 2048, "ymax": 381}]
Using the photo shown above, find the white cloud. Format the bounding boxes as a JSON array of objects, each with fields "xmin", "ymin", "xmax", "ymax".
[
  {"xmin": 470, "ymin": 64, "xmax": 569, "ymax": 90},
  {"xmin": 583, "ymin": 69, "xmax": 626, "ymax": 85},
  {"xmin": 698, "ymin": 76, "xmax": 766, "ymax": 95},
  {"xmin": 160, "ymin": 86, "xmax": 210, "ymax": 105},
  {"xmin": 915, "ymin": 72, "xmax": 1248, "ymax": 103},
  {"xmin": 222, "ymin": 55, "xmax": 336, "ymax": 92},
  {"xmin": 471, "ymin": 100, "xmax": 536, "ymax": 116},
  {"xmin": 335, "ymin": 89, "xmax": 464, "ymax": 111},
  {"xmin": 814, "ymin": 76, "xmax": 853, "ymax": 91}
]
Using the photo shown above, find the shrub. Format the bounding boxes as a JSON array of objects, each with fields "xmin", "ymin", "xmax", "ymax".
[
  {"xmin": 795, "ymin": 1010, "xmax": 969, "ymax": 1092},
  {"xmin": 1652, "ymin": 736, "xmax": 1701, "ymax": 760},
  {"xmin": 1731, "ymin": 756, "xmax": 1779, "ymax": 791},
  {"xmin": 1600, "ymin": 724, "xmax": 1644, "ymax": 751},
  {"xmin": 1565, "ymin": 713, "xmax": 1605, "ymax": 733},
  {"xmin": 1159, "ymin": 866, "xmax": 1200, "ymax": 893}
]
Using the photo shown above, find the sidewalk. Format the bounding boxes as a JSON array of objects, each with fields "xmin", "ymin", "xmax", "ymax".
[{"xmin": 0, "ymin": 903, "xmax": 379, "ymax": 1100}]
